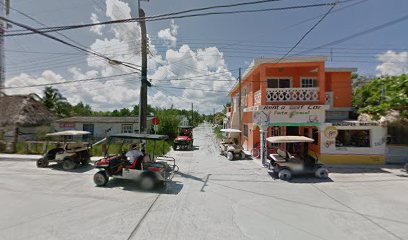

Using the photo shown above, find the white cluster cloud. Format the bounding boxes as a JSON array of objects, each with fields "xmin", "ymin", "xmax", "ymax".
[
  {"xmin": 158, "ymin": 20, "xmax": 179, "ymax": 48},
  {"xmin": 5, "ymin": 0, "xmax": 234, "ymax": 113},
  {"xmin": 376, "ymin": 50, "xmax": 408, "ymax": 76},
  {"xmin": 90, "ymin": 13, "xmax": 104, "ymax": 35}
]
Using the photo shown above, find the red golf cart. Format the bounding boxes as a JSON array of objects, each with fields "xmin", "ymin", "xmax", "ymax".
[{"xmin": 93, "ymin": 133, "xmax": 178, "ymax": 190}]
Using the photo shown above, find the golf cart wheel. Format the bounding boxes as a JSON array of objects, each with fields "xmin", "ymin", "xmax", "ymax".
[
  {"xmin": 227, "ymin": 152, "xmax": 234, "ymax": 161},
  {"xmin": 240, "ymin": 152, "xmax": 246, "ymax": 160},
  {"xmin": 62, "ymin": 158, "xmax": 76, "ymax": 170},
  {"xmin": 36, "ymin": 158, "xmax": 49, "ymax": 168},
  {"xmin": 173, "ymin": 144, "xmax": 177, "ymax": 151},
  {"xmin": 278, "ymin": 169, "xmax": 292, "ymax": 181},
  {"xmin": 315, "ymin": 168, "xmax": 329, "ymax": 179},
  {"xmin": 140, "ymin": 175, "xmax": 156, "ymax": 191},
  {"xmin": 81, "ymin": 158, "xmax": 90, "ymax": 165},
  {"xmin": 94, "ymin": 171, "xmax": 109, "ymax": 187}
]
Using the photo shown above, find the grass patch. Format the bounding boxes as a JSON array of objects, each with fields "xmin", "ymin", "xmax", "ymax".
[{"xmin": 213, "ymin": 126, "xmax": 223, "ymax": 140}]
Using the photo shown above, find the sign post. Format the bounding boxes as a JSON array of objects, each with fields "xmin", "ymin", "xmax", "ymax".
[{"xmin": 151, "ymin": 117, "xmax": 160, "ymax": 134}]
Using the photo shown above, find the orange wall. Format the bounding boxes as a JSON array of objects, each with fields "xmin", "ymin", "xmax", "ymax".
[{"xmin": 325, "ymin": 72, "xmax": 353, "ymax": 108}]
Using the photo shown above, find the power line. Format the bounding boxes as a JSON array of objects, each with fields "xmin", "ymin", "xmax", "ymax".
[
  {"xmin": 277, "ymin": 0, "xmax": 338, "ymax": 62},
  {"xmin": 0, "ymin": 15, "xmax": 141, "ymax": 73},
  {"xmin": 293, "ymin": 13, "xmax": 408, "ymax": 56},
  {"xmin": 4, "ymin": 1, "xmax": 346, "ymax": 37},
  {"xmin": 3, "ymin": 71, "xmax": 139, "ymax": 89}
]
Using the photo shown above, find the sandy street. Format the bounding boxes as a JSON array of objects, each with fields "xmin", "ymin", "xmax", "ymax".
[{"xmin": 0, "ymin": 123, "xmax": 407, "ymax": 240}]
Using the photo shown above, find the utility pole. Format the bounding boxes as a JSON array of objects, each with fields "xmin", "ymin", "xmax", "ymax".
[
  {"xmin": 191, "ymin": 103, "xmax": 194, "ymax": 126},
  {"xmin": 138, "ymin": 0, "xmax": 148, "ymax": 134},
  {"xmin": 0, "ymin": 0, "xmax": 9, "ymax": 94},
  {"xmin": 238, "ymin": 68, "xmax": 242, "ymax": 144}
]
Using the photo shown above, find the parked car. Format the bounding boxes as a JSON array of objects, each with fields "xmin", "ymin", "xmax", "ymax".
[{"xmin": 36, "ymin": 130, "xmax": 92, "ymax": 170}]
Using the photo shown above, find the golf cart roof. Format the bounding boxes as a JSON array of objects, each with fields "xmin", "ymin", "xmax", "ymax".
[
  {"xmin": 266, "ymin": 136, "xmax": 314, "ymax": 143},
  {"xmin": 220, "ymin": 128, "xmax": 241, "ymax": 133},
  {"xmin": 178, "ymin": 126, "xmax": 193, "ymax": 128},
  {"xmin": 46, "ymin": 130, "xmax": 91, "ymax": 136},
  {"xmin": 108, "ymin": 133, "xmax": 169, "ymax": 140}
]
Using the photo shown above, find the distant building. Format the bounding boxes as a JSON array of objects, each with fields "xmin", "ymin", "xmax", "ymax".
[
  {"xmin": 0, "ymin": 94, "xmax": 55, "ymax": 152},
  {"xmin": 53, "ymin": 116, "xmax": 153, "ymax": 140}
]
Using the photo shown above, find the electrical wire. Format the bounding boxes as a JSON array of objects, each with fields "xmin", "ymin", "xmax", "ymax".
[{"xmin": 4, "ymin": 1, "xmax": 347, "ymax": 37}]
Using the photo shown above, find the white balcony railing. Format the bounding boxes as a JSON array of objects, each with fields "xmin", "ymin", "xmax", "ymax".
[
  {"xmin": 266, "ymin": 87, "xmax": 319, "ymax": 102},
  {"xmin": 254, "ymin": 90, "xmax": 261, "ymax": 104}
]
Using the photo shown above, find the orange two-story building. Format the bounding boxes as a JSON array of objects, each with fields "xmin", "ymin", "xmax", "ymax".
[{"xmin": 228, "ymin": 56, "xmax": 386, "ymax": 164}]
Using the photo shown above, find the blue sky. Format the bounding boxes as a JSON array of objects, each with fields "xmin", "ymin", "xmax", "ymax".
[{"xmin": 4, "ymin": 0, "xmax": 408, "ymax": 112}]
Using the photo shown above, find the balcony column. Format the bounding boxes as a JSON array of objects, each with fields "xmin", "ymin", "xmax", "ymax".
[
  {"xmin": 260, "ymin": 66, "xmax": 267, "ymax": 105},
  {"xmin": 318, "ymin": 62, "xmax": 325, "ymax": 105}
]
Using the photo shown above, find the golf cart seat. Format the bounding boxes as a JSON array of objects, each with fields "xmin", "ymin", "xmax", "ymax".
[
  {"xmin": 65, "ymin": 143, "xmax": 88, "ymax": 152},
  {"xmin": 222, "ymin": 138, "xmax": 234, "ymax": 144},
  {"xmin": 270, "ymin": 149, "xmax": 293, "ymax": 162},
  {"xmin": 125, "ymin": 155, "xmax": 144, "ymax": 170}
]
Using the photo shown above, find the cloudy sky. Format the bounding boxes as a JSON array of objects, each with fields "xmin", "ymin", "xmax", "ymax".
[{"xmin": 4, "ymin": 0, "xmax": 408, "ymax": 113}]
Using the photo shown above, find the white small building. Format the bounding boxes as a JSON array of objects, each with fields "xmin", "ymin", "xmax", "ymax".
[{"xmin": 53, "ymin": 116, "xmax": 152, "ymax": 140}]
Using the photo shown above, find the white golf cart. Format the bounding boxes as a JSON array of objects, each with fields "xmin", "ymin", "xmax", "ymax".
[
  {"xmin": 219, "ymin": 128, "xmax": 246, "ymax": 161},
  {"xmin": 267, "ymin": 136, "xmax": 329, "ymax": 181},
  {"xmin": 36, "ymin": 130, "xmax": 92, "ymax": 170}
]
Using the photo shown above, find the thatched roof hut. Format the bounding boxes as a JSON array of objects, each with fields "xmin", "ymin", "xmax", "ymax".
[{"xmin": 0, "ymin": 93, "xmax": 55, "ymax": 152}]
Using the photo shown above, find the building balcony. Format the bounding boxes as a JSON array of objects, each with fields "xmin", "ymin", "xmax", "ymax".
[{"xmin": 266, "ymin": 87, "xmax": 320, "ymax": 102}]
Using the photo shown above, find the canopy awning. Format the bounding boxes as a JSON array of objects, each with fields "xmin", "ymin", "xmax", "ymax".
[
  {"xmin": 266, "ymin": 136, "xmax": 314, "ymax": 143},
  {"xmin": 46, "ymin": 130, "xmax": 91, "ymax": 136},
  {"xmin": 220, "ymin": 128, "xmax": 241, "ymax": 133}
]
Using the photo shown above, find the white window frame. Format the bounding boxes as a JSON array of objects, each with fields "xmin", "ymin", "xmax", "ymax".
[
  {"xmin": 266, "ymin": 77, "xmax": 292, "ymax": 88},
  {"xmin": 301, "ymin": 77, "xmax": 318, "ymax": 88},
  {"xmin": 121, "ymin": 124, "xmax": 133, "ymax": 133}
]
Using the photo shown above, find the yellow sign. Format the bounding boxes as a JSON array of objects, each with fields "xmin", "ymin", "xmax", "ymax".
[{"xmin": 324, "ymin": 126, "xmax": 338, "ymax": 139}]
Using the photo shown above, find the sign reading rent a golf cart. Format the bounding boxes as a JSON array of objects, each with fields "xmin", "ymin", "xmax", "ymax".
[{"xmin": 246, "ymin": 105, "xmax": 327, "ymax": 127}]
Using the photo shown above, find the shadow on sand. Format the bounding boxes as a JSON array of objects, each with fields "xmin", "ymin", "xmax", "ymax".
[
  {"xmin": 49, "ymin": 163, "xmax": 95, "ymax": 173},
  {"xmin": 102, "ymin": 178, "xmax": 183, "ymax": 195},
  {"xmin": 268, "ymin": 172, "xmax": 334, "ymax": 183}
]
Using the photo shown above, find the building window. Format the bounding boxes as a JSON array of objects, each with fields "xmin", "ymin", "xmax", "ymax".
[
  {"xmin": 311, "ymin": 128, "xmax": 319, "ymax": 145},
  {"xmin": 243, "ymin": 124, "xmax": 248, "ymax": 137},
  {"xmin": 336, "ymin": 130, "xmax": 370, "ymax": 147},
  {"xmin": 83, "ymin": 124, "xmax": 94, "ymax": 136},
  {"xmin": 301, "ymin": 78, "xmax": 318, "ymax": 88},
  {"xmin": 267, "ymin": 78, "xmax": 291, "ymax": 88},
  {"xmin": 121, "ymin": 124, "xmax": 133, "ymax": 133}
]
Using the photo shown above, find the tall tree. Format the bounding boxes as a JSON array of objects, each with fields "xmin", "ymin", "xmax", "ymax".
[
  {"xmin": 42, "ymin": 87, "xmax": 69, "ymax": 117},
  {"xmin": 353, "ymin": 74, "xmax": 408, "ymax": 119}
]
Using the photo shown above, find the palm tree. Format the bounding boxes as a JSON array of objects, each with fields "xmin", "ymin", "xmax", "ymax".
[{"xmin": 42, "ymin": 87, "xmax": 68, "ymax": 116}]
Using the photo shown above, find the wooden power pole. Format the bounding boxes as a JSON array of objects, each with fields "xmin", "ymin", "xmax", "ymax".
[{"xmin": 138, "ymin": 1, "xmax": 148, "ymax": 134}]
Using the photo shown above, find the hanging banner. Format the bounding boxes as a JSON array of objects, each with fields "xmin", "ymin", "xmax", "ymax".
[{"xmin": 249, "ymin": 105, "xmax": 327, "ymax": 127}]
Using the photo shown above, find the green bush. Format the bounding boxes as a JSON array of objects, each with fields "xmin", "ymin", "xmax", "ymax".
[{"xmin": 213, "ymin": 126, "xmax": 223, "ymax": 140}]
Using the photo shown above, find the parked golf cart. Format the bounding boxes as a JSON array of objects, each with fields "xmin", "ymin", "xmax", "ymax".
[
  {"xmin": 173, "ymin": 126, "xmax": 194, "ymax": 151},
  {"xmin": 219, "ymin": 128, "xmax": 245, "ymax": 160},
  {"xmin": 267, "ymin": 136, "xmax": 329, "ymax": 181},
  {"xmin": 93, "ymin": 133, "xmax": 177, "ymax": 191},
  {"xmin": 36, "ymin": 130, "xmax": 92, "ymax": 170}
]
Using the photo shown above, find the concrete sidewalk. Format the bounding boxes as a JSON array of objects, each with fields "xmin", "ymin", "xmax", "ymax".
[{"xmin": 0, "ymin": 153, "xmax": 102, "ymax": 162}]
